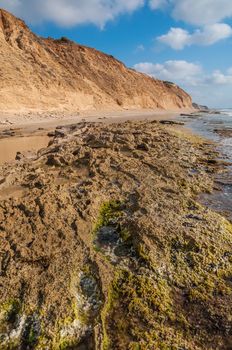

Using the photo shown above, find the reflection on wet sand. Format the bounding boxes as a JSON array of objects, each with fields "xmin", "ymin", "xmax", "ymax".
[
  {"xmin": 179, "ymin": 111, "xmax": 232, "ymax": 221},
  {"xmin": 0, "ymin": 135, "xmax": 50, "ymax": 165}
]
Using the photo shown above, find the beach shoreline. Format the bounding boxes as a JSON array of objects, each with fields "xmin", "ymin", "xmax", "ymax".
[
  {"xmin": 0, "ymin": 108, "xmax": 194, "ymax": 131},
  {"xmin": 1, "ymin": 108, "xmax": 230, "ymax": 223},
  {"xmin": 0, "ymin": 108, "xmax": 196, "ymax": 168}
]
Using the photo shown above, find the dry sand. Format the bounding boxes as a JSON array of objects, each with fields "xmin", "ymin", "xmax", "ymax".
[{"xmin": 0, "ymin": 108, "xmax": 192, "ymax": 133}]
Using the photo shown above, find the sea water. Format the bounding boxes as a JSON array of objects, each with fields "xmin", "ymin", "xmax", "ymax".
[{"xmin": 180, "ymin": 110, "xmax": 232, "ymax": 221}]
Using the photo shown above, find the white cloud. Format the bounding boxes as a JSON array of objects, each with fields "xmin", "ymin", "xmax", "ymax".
[
  {"xmin": 134, "ymin": 60, "xmax": 202, "ymax": 85},
  {"xmin": 149, "ymin": 0, "xmax": 232, "ymax": 26},
  {"xmin": 2, "ymin": 0, "xmax": 232, "ymax": 33},
  {"xmin": 151, "ymin": 1, "xmax": 232, "ymax": 50},
  {"xmin": 171, "ymin": 0, "xmax": 232, "ymax": 26},
  {"xmin": 205, "ymin": 70, "xmax": 232, "ymax": 85},
  {"xmin": 2, "ymin": 0, "xmax": 232, "ymax": 29},
  {"xmin": 134, "ymin": 60, "xmax": 232, "ymax": 86},
  {"xmin": 158, "ymin": 28, "xmax": 190, "ymax": 50},
  {"xmin": 0, "ymin": 0, "xmax": 144, "ymax": 27},
  {"xmin": 134, "ymin": 60, "xmax": 232, "ymax": 107},
  {"xmin": 149, "ymin": 0, "xmax": 168, "ymax": 9},
  {"xmin": 192, "ymin": 24, "xmax": 232, "ymax": 45},
  {"xmin": 158, "ymin": 24, "xmax": 232, "ymax": 49}
]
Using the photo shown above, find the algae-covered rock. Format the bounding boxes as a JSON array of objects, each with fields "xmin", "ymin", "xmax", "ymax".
[{"xmin": 0, "ymin": 121, "xmax": 231, "ymax": 349}]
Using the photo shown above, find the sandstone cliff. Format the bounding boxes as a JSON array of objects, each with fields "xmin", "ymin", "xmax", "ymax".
[{"xmin": 0, "ymin": 9, "xmax": 192, "ymax": 113}]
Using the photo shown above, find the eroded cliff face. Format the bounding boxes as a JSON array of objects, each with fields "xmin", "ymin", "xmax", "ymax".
[{"xmin": 0, "ymin": 9, "xmax": 192, "ymax": 113}]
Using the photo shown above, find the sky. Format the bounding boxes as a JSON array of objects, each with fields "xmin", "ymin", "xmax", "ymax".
[{"xmin": 0, "ymin": 0, "xmax": 232, "ymax": 108}]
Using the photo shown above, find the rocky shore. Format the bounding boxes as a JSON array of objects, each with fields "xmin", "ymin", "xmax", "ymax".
[{"xmin": 0, "ymin": 120, "xmax": 231, "ymax": 349}]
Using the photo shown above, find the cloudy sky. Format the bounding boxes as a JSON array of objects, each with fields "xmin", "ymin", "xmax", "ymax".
[{"xmin": 1, "ymin": 0, "xmax": 232, "ymax": 107}]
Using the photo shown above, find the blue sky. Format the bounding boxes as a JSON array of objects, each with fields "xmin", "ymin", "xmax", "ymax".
[{"xmin": 1, "ymin": 0, "xmax": 232, "ymax": 107}]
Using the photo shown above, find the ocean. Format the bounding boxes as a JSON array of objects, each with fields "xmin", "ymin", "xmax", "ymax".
[{"xmin": 179, "ymin": 110, "xmax": 232, "ymax": 221}]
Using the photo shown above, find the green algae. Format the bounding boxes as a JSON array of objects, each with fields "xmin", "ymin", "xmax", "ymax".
[
  {"xmin": 100, "ymin": 209, "xmax": 232, "ymax": 349},
  {"xmin": 135, "ymin": 243, "xmax": 151, "ymax": 265},
  {"xmin": 93, "ymin": 200, "xmax": 123, "ymax": 236},
  {"xmin": 0, "ymin": 341, "xmax": 20, "ymax": 350},
  {"xmin": 120, "ymin": 228, "xmax": 131, "ymax": 242},
  {"xmin": 101, "ymin": 269, "xmax": 175, "ymax": 349},
  {"xmin": 55, "ymin": 339, "xmax": 78, "ymax": 350},
  {"xmin": 0, "ymin": 299, "xmax": 21, "ymax": 324},
  {"xmin": 93, "ymin": 200, "xmax": 134, "ymax": 256},
  {"xmin": 101, "ymin": 271, "xmax": 121, "ymax": 350}
]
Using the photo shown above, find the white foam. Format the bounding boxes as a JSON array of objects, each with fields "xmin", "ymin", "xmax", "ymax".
[{"xmin": 219, "ymin": 109, "xmax": 232, "ymax": 117}]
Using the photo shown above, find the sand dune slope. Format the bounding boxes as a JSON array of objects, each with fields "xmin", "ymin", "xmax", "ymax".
[{"xmin": 0, "ymin": 9, "xmax": 192, "ymax": 113}]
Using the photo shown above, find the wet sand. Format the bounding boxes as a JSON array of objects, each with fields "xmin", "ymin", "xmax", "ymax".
[
  {"xmin": 0, "ymin": 109, "xmax": 186, "ymax": 165},
  {"xmin": 178, "ymin": 111, "xmax": 232, "ymax": 221},
  {"xmin": 0, "ymin": 108, "xmax": 190, "ymax": 132},
  {"xmin": 0, "ymin": 135, "xmax": 50, "ymax": 165}
]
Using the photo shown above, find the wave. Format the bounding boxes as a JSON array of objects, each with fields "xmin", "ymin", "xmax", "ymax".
[{"xmin": 219, "ymin": 109, "xmax": 232, "ymax": 117}]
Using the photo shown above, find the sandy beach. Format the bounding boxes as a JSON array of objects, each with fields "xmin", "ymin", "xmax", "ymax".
[
  {"xmin": 1, "ymin": 4, "xmax": 231, "ymax": 349},
  {"xmin": 0, "ymin": 108, "xmax": 192, "ymax": 131},
  {"xmin": 0, "ymin": 109, "xmax": 191, "ymax": 165}
]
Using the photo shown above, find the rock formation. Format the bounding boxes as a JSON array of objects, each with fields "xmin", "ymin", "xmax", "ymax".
[
  {"xmin": 0, "ymin": 9, "xmax": 192, "ymax": 113},
  {"xmin": 0, "ymin": 120, "xmax": 231, "ymax": 349}
]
